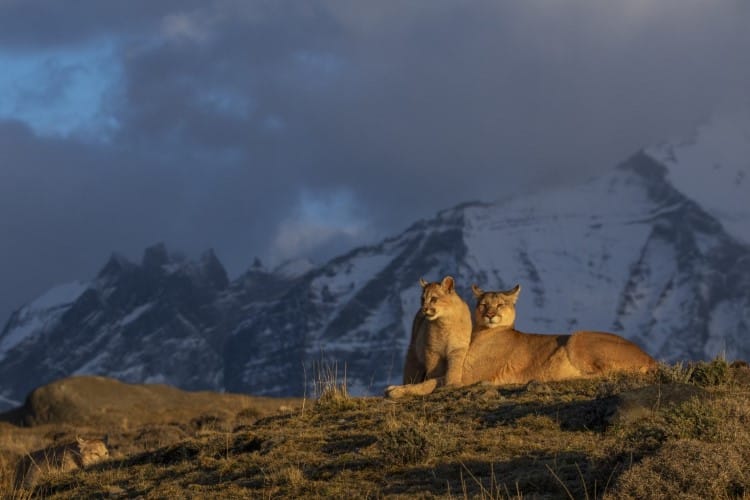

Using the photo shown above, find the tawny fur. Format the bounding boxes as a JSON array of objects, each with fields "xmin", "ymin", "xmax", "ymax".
[
  {"xmin": 471, "ymin": 283, "xmax": 521, "ymax": 332},
  {"xmin": 402, "ymin": 276, "xmax": 473, "ymax": 386},
  {"xmin": 387, "ymin": 284, "xmax": 656, "ymax": 398},
  {"xmin": 15, "ymin": 436, "xmax": 110, "ymax": 489}
]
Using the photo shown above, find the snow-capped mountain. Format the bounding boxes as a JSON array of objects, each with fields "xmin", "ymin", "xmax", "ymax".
[
  {"xmin": 2, "ymin": 122, "xmax": 750, "ymax": 409},
  {"xmin": 225, "ymin": 151, "xmax": 750, "ymax": 397},
  {"xmin": 647, "ymin": 110, "xmax": 750, "ymax": 244},
  {"xmin": 0, "ymin": 244, "xmax": 228, "ymax": 409}
]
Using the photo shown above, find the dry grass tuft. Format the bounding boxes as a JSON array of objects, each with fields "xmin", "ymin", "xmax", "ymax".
[
  {"xmin": 312, "ymin": 360, "xmax": 358, "ymax": 412},
  {"xmin": 264, "ymin": 463, "xmax": 307, "ymax": 490},
  {"xmin": 379, "ymin": 414, "xmax": 454, "ymax": 466}
]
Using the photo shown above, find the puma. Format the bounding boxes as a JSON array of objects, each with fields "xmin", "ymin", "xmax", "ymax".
[
  {"xmin": 387, "ymin": 284, "xmax": 656, "ymax": 398},
  {"xmin": 401, "ymin": 276, "xmax": 473, "ymax": 386}
]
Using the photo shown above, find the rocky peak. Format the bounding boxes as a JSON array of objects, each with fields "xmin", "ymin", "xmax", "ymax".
[
  {"xmin": 97, "ymin": 253, "xmax": 135, "ymax": 281},
  {"xmin": 141, "ymin": 243, "xmax": 170, "ymax": 270},
  {"xmin": 199, "ymin": 249, "xmax": 230, "ymax": 291},
  {"xmin": 2, "ymin": 134, "xmax": 750, "ymax": 407}
]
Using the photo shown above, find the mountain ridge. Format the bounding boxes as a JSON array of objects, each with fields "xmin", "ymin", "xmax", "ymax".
[{"xmin": 2, "ymin": 148, "xmax": 750, "ymax": 409}]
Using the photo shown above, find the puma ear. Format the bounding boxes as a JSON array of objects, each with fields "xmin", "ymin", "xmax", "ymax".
[
  {"xmin": 419, "ymin": 278, "xmax": 428, "ymax": 288},
  {"xmin": 508, "ymin": 284, "xmax": 521, "ymax": 303},
  {"xmin": 76, "ymin": 436, "xmax": 86, "ymax": 445},
  {"xmin": 441, "ymin": 276, "xmax": 455, "ymax": 292},
  {"xmin": 471, "ymin": 284, "xmax": 484, "ymax": 298},
  {"xmin": 102, "ymin": 434, "xmax": 109, "ymax": 446}
]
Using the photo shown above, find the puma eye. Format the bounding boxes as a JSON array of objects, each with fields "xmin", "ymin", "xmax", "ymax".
[{"xmin": 430, "ymin": 297, "xmax": 437, "ymax": 304}]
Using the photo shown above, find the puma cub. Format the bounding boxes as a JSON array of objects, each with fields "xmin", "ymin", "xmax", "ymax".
[
  {"xmin": 401, "ymin": 276, "xmax": 472, "ymax": 386},
  {"xmin": 15, "ymin": 436, "xmax": 110, "ymax": 489}
]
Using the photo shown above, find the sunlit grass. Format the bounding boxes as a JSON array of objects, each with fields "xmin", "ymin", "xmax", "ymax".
[{"xmin": 2, "ymin": 361, "xmax": 750, "ymax": 497}]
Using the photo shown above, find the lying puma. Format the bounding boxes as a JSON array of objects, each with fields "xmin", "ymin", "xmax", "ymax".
[
  {"xmin": 401, "ymin": 276, "xmax": 472, "ymax": 386},
  {"xmin": 15, "ymin": 436, "xmax": 110, "ymax": 489},
  {"xmin": 472, "ymin": 283, "xmax": 521, "ymax": 331},
  {"xmin": 387, "ymin": 284, "xmax": 656, "ymax": 398}
]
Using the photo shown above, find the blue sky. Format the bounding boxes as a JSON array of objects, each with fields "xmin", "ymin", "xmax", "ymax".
[
  {"xmin": 0, "ymin": 40, "xmax": 121, "ymax": 138},
  {"xmin": 0, "ymin": 0, "xmax": 749, "ymax": 323}
]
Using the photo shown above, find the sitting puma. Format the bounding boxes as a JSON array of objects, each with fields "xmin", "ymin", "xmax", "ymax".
[
  {"xmin": 387, "ymin": 284, "xmax": 656, "ymax": 398},
  {"xmin": 15, "ymin": 436, "xmax": 110, "ymax": 489},
  {"xmin": 401, "ymin": 276, "xmax": 472, "ymax": 386}
]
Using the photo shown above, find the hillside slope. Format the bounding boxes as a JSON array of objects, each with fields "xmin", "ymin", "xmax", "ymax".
[{"xmin": 2, "ymin": 363, "xmax": 749, "ymax": 498}]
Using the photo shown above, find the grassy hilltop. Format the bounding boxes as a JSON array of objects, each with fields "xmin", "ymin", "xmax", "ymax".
[{"xmin": 2, "ymin": 360, "xmax": 750, "ymax": 499}]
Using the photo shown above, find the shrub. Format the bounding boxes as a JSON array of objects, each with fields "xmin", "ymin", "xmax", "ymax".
[
  {"xmin": 378, "ymin": 416, "xmax": 453, "ymax": 466},
  {"xmin": 688, "ymin": 358, "xmax": 732, "ymax": 387},
  {"xmin": 662, "ymin": 397, "xmax": 726, "ymax": 441},
  {"xmin": 612, "ymin": 440, "xmax": 750, "ymax": 499},
  {"xmin": 658, "ymin": 358, "xmax": 733, "ymax": 387}
]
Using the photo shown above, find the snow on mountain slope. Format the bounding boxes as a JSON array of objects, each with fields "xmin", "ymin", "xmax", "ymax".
[
  {"xmin": 459, "ymin": 154, "xmax": 750, "ymax": 360},
  {"xmin": 461, "ymin": 172, "xmax": 653, "ymax": 332},
  {"xmin": 0, "ymin": 281, "xmax": 89, "ymax": 361},
  {"xmin": 646, "ymin": 110, "xmax": 750, "ymax": 244},
  {"xmin": 224, "ymin": 217, "xmax": 469, "ymax": 396},
  {"xmin": 2, "ymin": 125, "xmax": 750, "ymax": 407},
  {"xmin": 227, "ymin": 152, "xmax": 750, "ymax": 397},
  {"xmin": 0, "ymin": 244, "xmax": 234, "ymax": 408}
]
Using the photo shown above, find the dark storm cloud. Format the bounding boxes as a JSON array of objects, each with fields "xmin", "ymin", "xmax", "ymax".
[
  {"xmin": 1, "ymin": 0, "xmax": 749, "ymax": 322},
  {"xmin": 0, "ymin": 0, "xmax": 202, "ymax": 46},
  {"xmin": 0, "ymin": 119, "xmax": 295, "ymax": 317}
]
